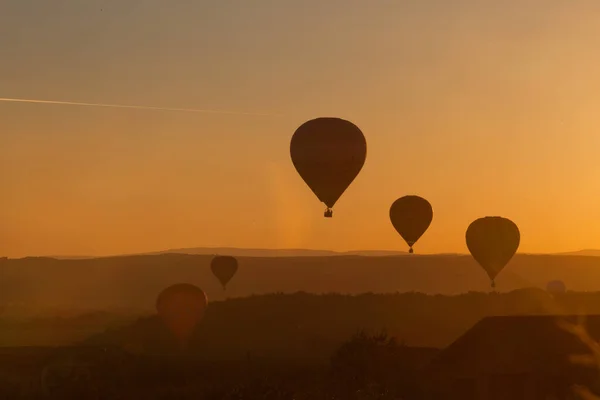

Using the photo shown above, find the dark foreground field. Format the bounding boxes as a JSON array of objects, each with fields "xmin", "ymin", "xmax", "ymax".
[
  {"xmin": 0, "ymin": 336, "xmax": 434, "ymax": 399},
  {"xmin": 1, "ymin": 290, "xmax": 600, "ymax": 398}
]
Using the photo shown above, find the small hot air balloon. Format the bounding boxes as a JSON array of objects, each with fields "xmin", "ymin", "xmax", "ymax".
[
  {"xmin": 466, "ymin": 216, "xmax": 520, "ymax": 288},
  {"xmin": 211, "ymin": 255, "xmax": 238, "ymax": 290},
  {"xmin": 389, "ymin": 195, "xmax": 433, "ymax": 254},
  {"xmin": 546, "ymin": 280, "xmax": 566, "ymax": 294},
  {"xmin": 290, "ymin": 117, "xmax": 367, "ymax": 218},
  {"xmin": 156, "ymin": 283, "xmax": 208, "ymax": 350}
]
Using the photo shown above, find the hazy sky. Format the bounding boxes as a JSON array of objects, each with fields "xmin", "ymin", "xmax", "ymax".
[{"xmin": 2, "ymin": 1, "xmax": 600, "ymax": 257}]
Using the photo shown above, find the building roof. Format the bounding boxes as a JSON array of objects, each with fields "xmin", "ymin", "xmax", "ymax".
[{"xmin": 427, "ymin": 314, "xmax": 600, "ymax": 377}]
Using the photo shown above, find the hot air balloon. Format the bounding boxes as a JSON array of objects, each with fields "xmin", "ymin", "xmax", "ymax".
[
  {"xmin": 211, "ymin": 255, "xmax": 238, "ymax": 290},
  {"xmin": 389, "ymin": 195, "xmax": 433, "ymax": 254},
  {"xmin": 546, "ymin": 280, "xmax": 566, "ymax": 294},
  {"xmin": 290, "ymin": 117, "xmax": 367, "ymax": 218},
  {"xmin": 466, "ymin": 216, "xmax": 520, "ymax": 288},
  {"xmin": 156, "ymin": 283, "xmax": 208, "ymax": 350}
]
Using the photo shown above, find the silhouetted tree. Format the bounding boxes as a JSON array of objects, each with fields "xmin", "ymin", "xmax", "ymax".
[{"xmin": 330, "ymin": 330, "xmax": 423, "ymax": 399}]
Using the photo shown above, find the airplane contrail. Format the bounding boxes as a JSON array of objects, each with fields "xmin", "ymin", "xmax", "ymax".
[{"xmin": 0, "ymin": 97, "xmax": 281, "ymax": 117}]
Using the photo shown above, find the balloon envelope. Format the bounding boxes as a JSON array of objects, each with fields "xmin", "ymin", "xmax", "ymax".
[
  {"xmin": 546, "ymin": 280, "xmax": 566, "ymax": 294},
  {"xmin": 389, "ymin": 195, "xmax": 433, "ymax": 253},
  {"xmin": 466, "ymin": 216, "xmax": 520, "ymax": 286},
  {"xmin": 156, "ymin": 283, "xmax": 208, "ymax": 348},
  {"xmin": 290, "ymin": 117, "xmax": 367, "ymax": 216},
  {"xmin": 211, "ymin": 255, "xmax": 238, "ymax": 289}
]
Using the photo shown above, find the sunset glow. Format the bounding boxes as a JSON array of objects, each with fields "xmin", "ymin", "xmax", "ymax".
[{"xmin": 3, "ymin": 1, "xmax": 600, "ymax": 257}]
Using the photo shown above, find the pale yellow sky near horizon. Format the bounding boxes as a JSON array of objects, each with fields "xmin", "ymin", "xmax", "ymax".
[{"xmin": 3, "ymin": 1, "xmax": 600, "ymax": 258}]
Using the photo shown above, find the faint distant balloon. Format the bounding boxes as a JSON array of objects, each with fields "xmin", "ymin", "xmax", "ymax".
[
  {"xmin": 546, "ymin": 280, "xmax": 566, "ymax": 294},
  {"xmin": 466, "ymin": 216, "xmax": 520, "ymax": 288},
  {"xmin": 389, "ymin": 195, "xmax": 433, "ymax": 254},
  {"xmin": 290, "ymin": 117, "xmax": 367, "ymax": 218},
  {"xmin": 211, "ymin": 255, "xmax": 238, "ymax": 290},
  {"xmin": 156, "ymin": 283, "xmax": 208, "ymax": 349}
]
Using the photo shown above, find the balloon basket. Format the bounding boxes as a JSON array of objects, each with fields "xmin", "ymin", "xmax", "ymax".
[
  {"xmin": 324, "ymin": 208, "xmax": 333, "ymax": 218},
  {"xmin": 409, "ymin": 248, "xmax": 414, "ymax": 254}
]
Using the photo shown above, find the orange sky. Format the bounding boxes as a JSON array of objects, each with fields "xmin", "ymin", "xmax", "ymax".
[{"xmin": 2, "ymin": 1, "xmax": 600, "ymax": 257}]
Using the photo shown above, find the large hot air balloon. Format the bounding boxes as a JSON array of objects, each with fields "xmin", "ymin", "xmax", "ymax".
[
  {"xmin": 546, "ymin": 280, "xmax": 566, "ymax": 294},
  {"xmin": 466, "ymin": 216, "xmax": 520, "ymax": 288},
  {"xmin": 156, "ymin": 283, "xmax": 208, "ymax": 349},
  {"xmin": 290, "ymin": 117, "xmax": 367, "ymax": 218},
  {"xmin": 211, "ymin": 255, "xmax": 238, "ymax": 290},
  {"xmin": 389, "ymin": 195, "xmax": 433, "ymax": 254}
]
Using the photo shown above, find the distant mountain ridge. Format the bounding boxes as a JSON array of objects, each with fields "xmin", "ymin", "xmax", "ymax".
[
  {"xmin": 46, "ymin": 248, "xmax": 413, "ymax": 259},
  {"xmin": 149, "ymin": 247, "xmax": 413, "ymax": 258},
  {"xmin": 555, "ymin": 249, "xmax": 600, "ymax": 257},
  {"xmin": 38, "ymin": 247, "xmax": 600, "ymax": 260}
]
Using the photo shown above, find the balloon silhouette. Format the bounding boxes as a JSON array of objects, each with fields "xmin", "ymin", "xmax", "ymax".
[
  {"xmin": 211, "ymin": 255, "xmax": 238, "ymax": 290},
  {"xmin": 389, "ymin": 195, "xmax": 433, "ymax": 254},
  {"xmin": 466, "ymin": 216, "xmax": 520, "ymax": 288},
  {"xmin": 156, "ymin": 283, "xmax": 208, "ymax": 349},
  {"xmin": 290, "ymin": 117, "xmax": 367, "ymax": 218},
  {"xmin": 546, "ymin": 280, "xmax": 566, "ymax": 294}
]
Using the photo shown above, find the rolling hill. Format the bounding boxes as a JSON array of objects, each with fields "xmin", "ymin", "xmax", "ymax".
[
  {"xmin": 2, "ymin": 253, "xmax": 600, "ymax": 311},
  {"xmin": 42, "ymin": 246, "xmax": 600, "ymax": 260}
]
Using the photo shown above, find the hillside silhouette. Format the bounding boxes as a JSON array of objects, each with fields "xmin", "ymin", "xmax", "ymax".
[
  {"xmin": 80, "ymin": 290, "xmax": 600, "ymax": 357},
  {"xmin": 3, "ymin": 290, "xmax": 600, "ymax": 397},
  {"xmin": 2, "ymin": 253, "xmax": 600, "ymax": 309},
  {"xmin": 3, "ymin": 290, "xmax": 600, "ymax": 351}
]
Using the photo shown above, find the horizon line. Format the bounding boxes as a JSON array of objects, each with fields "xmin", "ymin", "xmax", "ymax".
[{"xmin": 5, "ymin": 247, "xmax": 598, "ymax": 260}]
